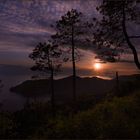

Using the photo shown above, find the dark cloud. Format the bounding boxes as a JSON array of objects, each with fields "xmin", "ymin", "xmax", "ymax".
[{"xmin": 0, "ymin": 0, "xmax": 99, "ymax": 65}]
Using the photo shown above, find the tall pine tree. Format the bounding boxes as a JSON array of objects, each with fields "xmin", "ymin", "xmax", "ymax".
[
  {"xmin": 52, "ymin": 9, "xmax": 84, "ymax": 105},
  {"xmin": 92, "ymin": 0, "xmax": 140, "ymax": 68},
  {"xmin": 29, "ymin": 42, "xmax": 62, "ymax": 116}
]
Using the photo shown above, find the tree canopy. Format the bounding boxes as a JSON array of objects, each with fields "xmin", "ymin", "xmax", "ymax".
[
  {"xmin": 29, "ymin": 42, "xmax": 62, "ymax": 73},
  {"xmin": 91, "ymin": 0, "xmax": 140, "ymax": 66}
]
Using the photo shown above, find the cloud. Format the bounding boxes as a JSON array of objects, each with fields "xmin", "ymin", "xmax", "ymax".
[{"xmin": 0, "ymin": 0, "xmax": 102, "ymax": 65}]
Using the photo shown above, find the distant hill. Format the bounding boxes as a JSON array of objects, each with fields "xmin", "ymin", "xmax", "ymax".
[
  {"xmin": 118, "ymin": 74, "xmax": 140, "ymax": 81},
  {"xmin": 10, "ymin": 76, "xmax": 115, "ymax": 101},
  {"xmin": 11, "ymin": 74, "xmax": 140, "ymax": 102}
]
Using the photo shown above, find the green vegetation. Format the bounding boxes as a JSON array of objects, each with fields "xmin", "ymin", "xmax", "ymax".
[
  {"xmin": 28, "ymin": 91, "xmax": 140, "ymax": 139},
  {"xmin": 1, "ymin": 79, "xmax": 140, "ymax": 139}
]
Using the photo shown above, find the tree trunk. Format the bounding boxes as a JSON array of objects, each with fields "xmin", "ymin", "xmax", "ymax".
[
  {"xmin": 51, "ymin": 66, "xmax": 55, "ymax": 116},
  {"xmin": 122, "ymin": 2, "xmax": 140, "ymax": 69},
  {"xmin": 116, "ymin": 71, "xmax": 120, "ymax": 95},
  {"xmin": 72, "ymin": 24, "xmax": 77, "ymax": 103}
]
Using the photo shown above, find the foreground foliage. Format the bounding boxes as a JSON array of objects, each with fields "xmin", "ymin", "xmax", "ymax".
[{"xmin": 1, "ymin": 88, "xmax": 140, "ymax": 139}]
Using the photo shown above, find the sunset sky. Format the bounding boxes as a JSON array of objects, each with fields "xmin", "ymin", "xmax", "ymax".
[
  {"xmin": 0, "ymin": 0, "xmax": 140, "ymax": 77},
  {"xmin": 0, "ymin": 0, "xmax": 140, "ymax": 112},
  {"xmin": 0, "ymin": 0, "xmax": 99, "ymax": 64}
]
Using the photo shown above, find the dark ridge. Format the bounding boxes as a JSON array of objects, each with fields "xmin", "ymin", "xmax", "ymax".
[{"xmin": 10, "ymin": 76, "xmax": 115, "ymax": 100}]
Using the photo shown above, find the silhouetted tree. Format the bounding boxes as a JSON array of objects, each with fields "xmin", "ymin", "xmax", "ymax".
[
  {"xmin": 0, "ymin": 80, "xmax": 3, "ymax": 93},
  {"xmin": 0, "ymin": 80, "xmax": 3, "ymax": 108},
  {"xmin": 52, "ymin": 9, "xmax": 83, "ymax": 105},
  {"xmin": 29, "ymin": 42, "xmax": 62, "ymax": 116},
  {"xmin": 90, "ymin": 0, "xmax": 140, "ymax": 67}
]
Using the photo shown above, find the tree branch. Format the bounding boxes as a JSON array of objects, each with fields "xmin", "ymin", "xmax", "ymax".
[
  {"xmin": 122, "ymin": 1, "xmax": 140, "ymax": 69},
  {"xmin": 129, "ymin": 35, "xmax": 140, "ymax": 39}
]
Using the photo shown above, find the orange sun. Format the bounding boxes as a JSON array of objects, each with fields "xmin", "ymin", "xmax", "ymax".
[{"xmin": 94, "ymin": 63, "xmax": 101, "ymax": 70}]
